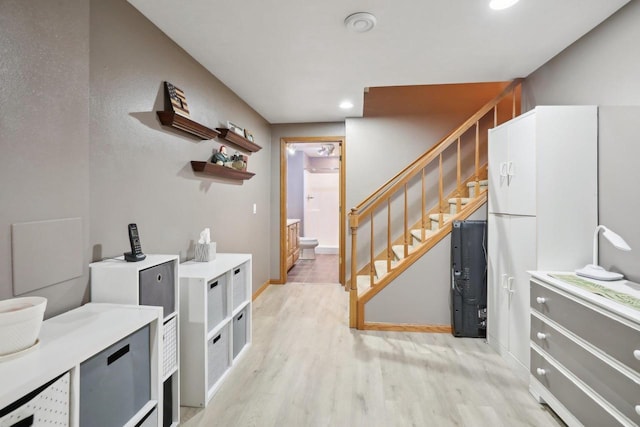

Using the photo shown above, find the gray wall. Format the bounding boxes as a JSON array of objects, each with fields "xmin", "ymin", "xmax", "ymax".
[
  {"xmin": 270, "ymin": 122, "xmax": 346, "ymax": 280},
  {"xmin": 524, "ymin": 0, "xmax": 640, "ymax": 281},
  {"xmin": 90, "ymin": 0, "xmax": 272, "ymax": 290},
  {"xmin": 0, "ymin": 0, "xmax": 90, "ymax": 317},
  {"xmin": 0, "ymin": 0, "xmax": 272, "ymax": 317},
  {"xmin": 345, "ymin": 114, "xmax": 487, "ymax": 324}
]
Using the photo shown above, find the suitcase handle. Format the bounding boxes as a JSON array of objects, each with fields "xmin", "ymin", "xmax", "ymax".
[
  {"xmin": 213, "ymin": 334, "xmax": 221, "ymax": 344},
  {"xmin": 234, "ymin": 268, "xmax": 241, "ymax": 275},
  {"xmin": 107, "ymin": 344, "xmax": 130, "ymax": 365},
  {"xmin": 236, "ymin": 313, "xmax": 243, "ymax": 321},
  {"xmin": 11, "ymin": 415, "xmax": 34, "ymax": 427},
  {"xmin": 210, "ymin": 280, "xmax": 219, "ymax": 289}
]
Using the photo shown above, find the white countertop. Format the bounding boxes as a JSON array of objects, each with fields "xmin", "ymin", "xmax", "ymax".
[
  {"xmin": 530, "ymin": 271, "xmax": 640, "ymax": 324},
  {"xmin": 180, "ymin": 253, "xmax": 251, "ymax": 281}
]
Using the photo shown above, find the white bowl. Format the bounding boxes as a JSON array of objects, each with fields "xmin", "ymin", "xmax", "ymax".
[{"xmin": 0, "ymin": 296, "xmax": 47, "ymax": 356}]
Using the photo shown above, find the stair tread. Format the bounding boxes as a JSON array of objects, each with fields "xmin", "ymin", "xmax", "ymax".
[
  {"xmin": 392, "ymin": 244, "xmax": 417, "ymax": 260},
  {"xmin": 410, "ymin": 229, "xmax": 436, "ymax": 241},
  {"xmin": 374, "ymin": 259, "xmax": 397, "ymax": 278},
  {"xmin": 356, "ymin": 275, "xmax": 372, "ymax": 296},
  {"xmin": 448, "ymin": 197, "xmax": 471, "ymax": 203},
  {"xmin": 429, "ymin": 213, "xmax": 454, "ymax": 220},
  {"xmin": 467, "ymin": 180, "xmax": 488, "ymax": 186}
]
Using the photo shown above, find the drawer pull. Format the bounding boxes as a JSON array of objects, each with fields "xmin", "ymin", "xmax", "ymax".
[
  {"xmin": 236, "ymin": 313, "xmax": 243, "ymax": 321},
  {"xmin": 536, "ymin": 368, "xmax": 546, "ymax": 376},
  {"xmin": 634, "ymin": 350, "xmax": 640, "ymax": 361},
  {"xmin": 636, "ymin": 405, "xmax": 640, "ymax": 416},
  {"xmin": 210, "ymin": 280, "xmax": 219, "ymax": 289},
  {"xmin": 107, "ymin": 344, "xmax": 130, "ymax": 365},
  {"xmin": 213, "ymin": 334, "xmax": 221, "ymax": 344},
  {"xmin": 536, "ymin": 332, "xmax": 547, "ymax": 340},
  {"xmin": 234, "ymin": 268, "xmax": 241, "ymax": 275},
  {"xmin": 536, "ymin": 297, "xmax": 546, "ymax": 304}
]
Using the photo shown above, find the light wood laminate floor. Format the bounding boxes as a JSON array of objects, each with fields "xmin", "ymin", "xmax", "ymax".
[{"xmin": 181, "ymin": 282, "xmax": 564, "ymax": 427}]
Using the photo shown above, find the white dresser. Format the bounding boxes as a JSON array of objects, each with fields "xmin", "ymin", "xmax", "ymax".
[{"xmin": 529, "ymin": 272, "xmax": 640, "ymax": 427}]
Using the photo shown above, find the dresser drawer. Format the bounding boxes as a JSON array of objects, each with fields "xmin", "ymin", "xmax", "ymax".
[
  {"xmin": 531, "ymin": 280, "xmax": 640, "ymax": 375},
  {"xmin": 531, "ymin": 348, "xmax": 625, "ymax": 427},
  {"xmin": 531, "ymin": 314, "xmax": 640, "ymax": 424}
]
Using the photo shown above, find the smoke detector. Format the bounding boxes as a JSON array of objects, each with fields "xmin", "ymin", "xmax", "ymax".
[{"xmin": 344, "ymin": 12, "xmax": 377, "ymax": 33}]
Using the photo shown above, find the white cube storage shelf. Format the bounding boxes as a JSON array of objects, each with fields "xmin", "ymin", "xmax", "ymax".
[
  {"xmin": 89, "ymin": 254, "xmax": 180, "ymax": 427},
  {"xmin": 179, "ymin": 253, "xmax": 252, "ymax": 407},
  {"xmin": 0, "ymin": 303, "xmax": 163, "ymax": 427}
]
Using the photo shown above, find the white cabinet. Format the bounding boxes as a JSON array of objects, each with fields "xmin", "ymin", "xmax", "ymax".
[
  {"xmin": 0, "ymin": 303, "xmax": 163, "ymax": 427},
  {"xmin": 90, "ymin": 254, "xmax": 180, "ymax": 427},
  {"xmin": 487, "ymin": 106, "xmax": 598, "ymax": 379},
  {"xmin": 529, "ymin": 272, "xmax": 640, "ymax": 427},
  {"xmin": 179, "ymin": 254, "xmax": 252, "ymax": 407},
  {"xmin": 488, "ymin": 114, "xmax": 536, "ymax": 216}
]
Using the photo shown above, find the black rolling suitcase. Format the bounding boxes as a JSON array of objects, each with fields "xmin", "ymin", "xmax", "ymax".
[{"xmin": 451, "ymin": 220, "xmax": 487, "ymax": 337}]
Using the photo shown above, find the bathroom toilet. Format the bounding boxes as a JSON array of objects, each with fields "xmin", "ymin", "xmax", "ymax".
[{"xmin": 299, "ymin": 237, "xmax": 319, "ymax": 260}]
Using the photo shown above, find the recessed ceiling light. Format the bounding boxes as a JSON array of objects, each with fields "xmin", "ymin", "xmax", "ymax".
[
  {"xmin": 344, "ymin": 12, "xmax": 377, "ymax": 33},
  {"xmin": 489, "ymin": 0, "xmax": 519, "ymax": 10},
  {"xmin": 339, "ymin": 101, "xmax": 354, "ymax": 109}
]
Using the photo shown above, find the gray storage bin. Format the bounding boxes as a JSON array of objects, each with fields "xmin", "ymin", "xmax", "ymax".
[
  {"xmin": 232, "ymin": 263, "xmax": 248, "ymax": 310},
  {"xmin": 232, "ymin": 308, "xmax": 248, "ymax": 359},
  {"xmin": 207, "ymin": 326, "xmax": 230, "ymax": 390},
  {"xmin": 207, "ymin": 275, "xmax": 227, "ymax": 332},
  {"xmin": 139, "ymin": 260, "xmax": 175, "ymax": 317},
  {"xmin": 80, "ymin": 325, "xmax": 150, "ymax": 427}
]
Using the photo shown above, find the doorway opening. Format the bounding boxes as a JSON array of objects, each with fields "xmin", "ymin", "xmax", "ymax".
[{"xmin": 280, "ymin": 136, "xmax": 346, "ymax": 285}]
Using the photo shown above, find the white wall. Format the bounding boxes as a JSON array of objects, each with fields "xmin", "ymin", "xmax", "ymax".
[{"xmin": 524, "ymin": 0, "xmax": 640, "ymax": 281}]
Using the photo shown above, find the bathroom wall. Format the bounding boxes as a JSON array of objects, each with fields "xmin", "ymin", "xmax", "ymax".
[{"xmin": 303, "ymin": 169, "xmax": 340, "ymax": 251}]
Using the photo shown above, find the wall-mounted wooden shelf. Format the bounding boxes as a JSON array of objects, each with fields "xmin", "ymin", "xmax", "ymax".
[
  {"xmin": 191, "ymin": 161, "xmax": 255, "ymax": 181},
  {"xmin": 216, "ymin": 128, "xmax": 262, "ymax": 153},
  {"xmin": 157, "ymin": 111, "xmax": 220, "ymax": 140}
]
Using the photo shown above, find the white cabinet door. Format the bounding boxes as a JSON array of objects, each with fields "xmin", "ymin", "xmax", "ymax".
[
  {"xmin": 507, "ymin": 216, "xmax": 536, "ymax": 370},
  {"xmin": 487, "ymin": 214, "xmax": 510, "ymax": 351},
  {"xmin": 506, "ymin": 114, "xmax": 536, "ymax": 216},
  {"xmin": 488, "ymin": 125, "xmax": 509, "ymax": 215}
]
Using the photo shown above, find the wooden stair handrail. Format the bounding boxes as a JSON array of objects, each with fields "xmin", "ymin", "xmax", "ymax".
[{"xmin": 351, "ymin": 78, "xmax": 522, "ymax": 220}]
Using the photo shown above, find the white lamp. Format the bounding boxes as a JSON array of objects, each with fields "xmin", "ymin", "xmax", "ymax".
[{"xmin": 576, "ymin": 225, "xmax": 631, "ymax": 281}]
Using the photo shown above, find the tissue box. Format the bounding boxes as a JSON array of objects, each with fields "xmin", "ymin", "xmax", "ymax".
[{"xmin": 195, "ymin": 242, "xmax": 216, "ymax": 262}]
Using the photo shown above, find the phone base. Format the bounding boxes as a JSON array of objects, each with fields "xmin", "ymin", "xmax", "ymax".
[{"xmin": 124, "ymin": 251, "xmax": 146, "ymax": 262}]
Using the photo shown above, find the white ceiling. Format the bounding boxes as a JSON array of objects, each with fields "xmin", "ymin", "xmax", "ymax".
[{"xmin": 128, "ymin": 0, "xmax": 629, "ymax": 124}]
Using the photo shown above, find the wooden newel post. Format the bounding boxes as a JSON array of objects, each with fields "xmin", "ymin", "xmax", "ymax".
[{"xmin": 349, "ymin": 210, "xmax": 359, "ymax": 327}]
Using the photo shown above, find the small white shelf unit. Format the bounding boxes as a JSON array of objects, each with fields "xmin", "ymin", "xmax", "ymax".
[
  {"xmin": 90, "ymin": 254, "xmax": 180, "ymax": 427},
  {"xmin": 179, "ymin": 253, "xmax": 252, "ymax": 407},
  {"xmin": 0, "ymin": 303, "xmax": 163, "ymax": 427}
]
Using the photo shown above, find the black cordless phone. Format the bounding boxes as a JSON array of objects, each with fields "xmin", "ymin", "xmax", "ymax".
[{"xmin": 124, "ymin": 223, "xmax": 146, "ymax": 262}]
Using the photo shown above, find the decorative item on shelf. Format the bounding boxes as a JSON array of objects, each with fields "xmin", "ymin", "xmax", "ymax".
[
  {"xmin": 227, "ymin": 121, "xmax": 244, "ymax": 137},
  {"xmin": 211, "ymin": 145, "xmax": 229, "ymax": 165},
  {"xmin": 190, "ymin": 161, "xmax": 255, "ymax": 180},
  {"xmin": 157, "ymin": 81, "xmax": 220, "ymax": 140},
  {"xmin": 164, "ymin": 81, "xmax": 190, "ymax": 118},
  {"xmin": 216, "ymin": 127, "xmax": 262, "ymax": 153},
  {"xmin": 575, "ymin": 224, "xmax": 632, "ymax": 281},
  {"xmin": 244, "ymin": 129, "xmax": 254, "ymax": 142},
  {"xmin": 195, "ymin": 228, "xmax": 216, "ymax": 262},
  {"xmin": 230, "ymin": 152, "xmax": 247, "ymax": 171}
]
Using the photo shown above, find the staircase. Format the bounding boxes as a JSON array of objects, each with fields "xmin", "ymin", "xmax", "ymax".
[{"xmin": 348, "ymin": 79, "xmax": 522, "ymax": 329}]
